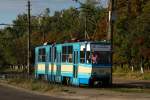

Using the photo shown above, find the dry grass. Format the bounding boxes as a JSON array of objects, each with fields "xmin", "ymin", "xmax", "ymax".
[
  {"xmin": 113, "ymin": 66, "xmax": 150, "ymax": 80},
  {"xmin": 4, "ymin": 78, "xmax": 63, "ymax": 93}
]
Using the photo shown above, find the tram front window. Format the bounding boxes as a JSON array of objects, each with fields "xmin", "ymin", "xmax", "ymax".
[{"xmin": 92, "ymin": 51, "xmax": 111, "ymax": 64}]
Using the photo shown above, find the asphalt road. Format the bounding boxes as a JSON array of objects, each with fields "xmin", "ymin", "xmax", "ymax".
[{"xmin": 0, "ymin": 84, "xmax": 69, "ymax": 100}]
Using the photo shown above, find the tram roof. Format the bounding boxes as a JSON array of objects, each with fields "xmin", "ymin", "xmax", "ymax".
[
  {"xmin": 60, "ymin": 41, "xmax": 110, "ymax": 45},
  {"xmin": 35, "ymin": 40, "xmax": 110, "ymax": 48}
]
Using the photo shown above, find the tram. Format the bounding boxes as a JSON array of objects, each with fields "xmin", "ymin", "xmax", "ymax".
[{"xmin": 34, "ymin": 41, "xmax": 112, "ymax": 86}]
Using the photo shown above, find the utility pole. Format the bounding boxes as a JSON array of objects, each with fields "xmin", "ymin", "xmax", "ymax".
[
  {"xmin": 27, "ymin": 0, "xmax": 31, "ymax": 75},
  {"xmin": 108, "ymin": 0, "xmax": 115, "ymax": 85},
  {"xmin": 108, "ymin": 0, "xmax": 115, "ymax": 40}
]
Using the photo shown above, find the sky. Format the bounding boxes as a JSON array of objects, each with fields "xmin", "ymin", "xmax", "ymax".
[{"xmin": 0, "ymin": 0, "xmax": 108, "ymax": 28}]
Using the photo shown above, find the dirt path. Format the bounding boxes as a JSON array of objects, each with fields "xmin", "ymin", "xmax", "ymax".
[
  {"xmin": 113, "ymin": 77, "xmax": 150, "ymax": 88},
  {"xmin": 52, "ymin": 78, "xmax": 150, "ymax": 100},
  {"xmin": 50, "ymin": 86, "xmax": 150, "ymax": 100}
]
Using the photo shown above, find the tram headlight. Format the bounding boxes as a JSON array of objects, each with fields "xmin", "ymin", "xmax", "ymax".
[{"xmin": 91, "ymin": 72, "xmax": 97, "ymax": 76}]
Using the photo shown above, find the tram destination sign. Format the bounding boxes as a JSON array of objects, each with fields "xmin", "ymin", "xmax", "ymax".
[{"xmin": 91, "ymin": 45, "xmax": 111, "ymax": 51}]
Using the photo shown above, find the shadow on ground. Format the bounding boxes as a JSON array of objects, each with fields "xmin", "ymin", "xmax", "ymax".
[{"xmin": 112, "ymin": 79, "xmax": 150, "ymax": 89}]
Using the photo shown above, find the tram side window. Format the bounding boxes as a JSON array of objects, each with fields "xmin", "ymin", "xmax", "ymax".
[
  {"xmin": 38, "ymin": 48, "xmax": 46, "ymax": 62},
  {"xmin": 62, "ymin": 46, "xmax": 73, "ymax": 63},
  {"xmin": 62, "ymin": 46, "xmax": 67, "ymax": 62},
  {"xmin": 80, "ymin": 51, "xmax": 85, "ymax": 63},
  {"xmin": 80, "ymin": 51, "xmax": 91, "ymax": 64},
  {"xmin": 68, "ymin": 46, "xmax": 73, "ymax": 63}
]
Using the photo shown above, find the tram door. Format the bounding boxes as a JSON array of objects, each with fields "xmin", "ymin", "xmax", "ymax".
[
  {"xmin": 45, "ymin": 47, "xmax": 49, "ymax": 80},
  {"xmin": 73, "ymin": 50, "xmax": 79, "ymax": 78},
  {"xmin": 51, "ymin": 46, "xmax": 55, "ymax": 81},
  {"xmin": 56, "ymin": 46, "xmax": 62, "ymax": 82}
]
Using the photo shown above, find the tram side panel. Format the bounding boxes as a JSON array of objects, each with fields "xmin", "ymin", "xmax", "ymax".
[
  {"xmin": 60, "ymin": 43, "xmax": 80, "ymax": 86},
  {"xmin": 78, "ymin": 64, "xmax": 92, "ymax": 85},
  {"xmin": 61, "ymin": 44, "xmax": 74, "ymax": 85},
  {"xmin": 78, "ymin": 43, "xmax": 92, "ymax": 85},
  {"xmin": 71, "ymin": 43, "xmax": 80, "ymax": 86},
  {"xmin": 35, "ymin": 47, "xmax": 38, "ymax": 79},
  {"xmin": 47, "ymin": 45, "xmax": 60, "ymax": 82},
  {"xmin": 55, "ymin": 45, "xmax": 62, "ymax": 83},
  {"xmin": 35, "ymin": 46, "xmax": 47, "ymax": 79},
  {"xmin": 47, "ymin": 46, "xmax": 56, "ymax": 81},
  {"xmin": 45, "ymin": 45, "xmax": 57, "ymax": 81}
]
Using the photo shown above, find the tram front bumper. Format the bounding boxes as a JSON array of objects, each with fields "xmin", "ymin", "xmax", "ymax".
[{"xmin": 89, "ymin": 74, "xmax": 111, "ymax": 86}]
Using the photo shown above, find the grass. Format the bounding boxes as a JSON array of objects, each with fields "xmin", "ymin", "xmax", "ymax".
[
  {"xmin": 113, "ymin": 72, "xmax": 150, "ymax": 80},
  {"xmin": 113, "ymin": 72, "xmax": 146, "ymax": 80},
  {"xmin": 0, "ymin": 67, "xmax": 23, "ymax": 73},
  {"xmin": 1, "ymin": 77, "xmax": 76, "ymax": 94},
  {"xmin": 3, "ymin": 78, "xmax": 63, "ymax": 93},
  {"xmin": 113, "ymin": 66, "xmax": 150, "ymax": 80},
  {"xmin": 143, "ymin": 73, "xmax": 150, "ymax": 80}
]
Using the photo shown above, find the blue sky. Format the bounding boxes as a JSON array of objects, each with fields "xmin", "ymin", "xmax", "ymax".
[{"xmin": 0, "ymin": 0, "xmax": 108, "ymax": 28}]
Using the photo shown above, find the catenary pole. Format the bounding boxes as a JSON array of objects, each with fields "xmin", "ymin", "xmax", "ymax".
[
  {"xmin": 27, "ymin": 0, "xmax": 31, "ymax": 75},
  {"xmin": 108, "ymin": 0, "xmax": 115, "ymax": 85}
]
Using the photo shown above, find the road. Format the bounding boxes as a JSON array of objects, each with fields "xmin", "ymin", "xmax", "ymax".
[{"xmin": 0, "ymin": 84, "xmax": 70, "ymax": 100}]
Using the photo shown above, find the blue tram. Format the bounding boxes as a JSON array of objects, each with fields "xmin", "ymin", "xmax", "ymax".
[{"xmin": 35, "ymin": 41, "xmax": 112, "ymax": 86}]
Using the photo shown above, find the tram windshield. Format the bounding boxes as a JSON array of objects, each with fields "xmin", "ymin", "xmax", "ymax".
[{"xmin": 91, "ymin": 51, "xmax": 111, "ymax": 64}]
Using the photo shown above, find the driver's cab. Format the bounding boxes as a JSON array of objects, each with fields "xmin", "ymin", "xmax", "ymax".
[
  {"xmin": 91, "ymin": 44, "xmax": 111, "ymax": 66},
  {"xmin": 80, "ymin": 41, "xmax": 112, "ymax": 85},
  {"xmin": 90, "ymin": 43, "xmax": 112, "ymax": 85}
]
